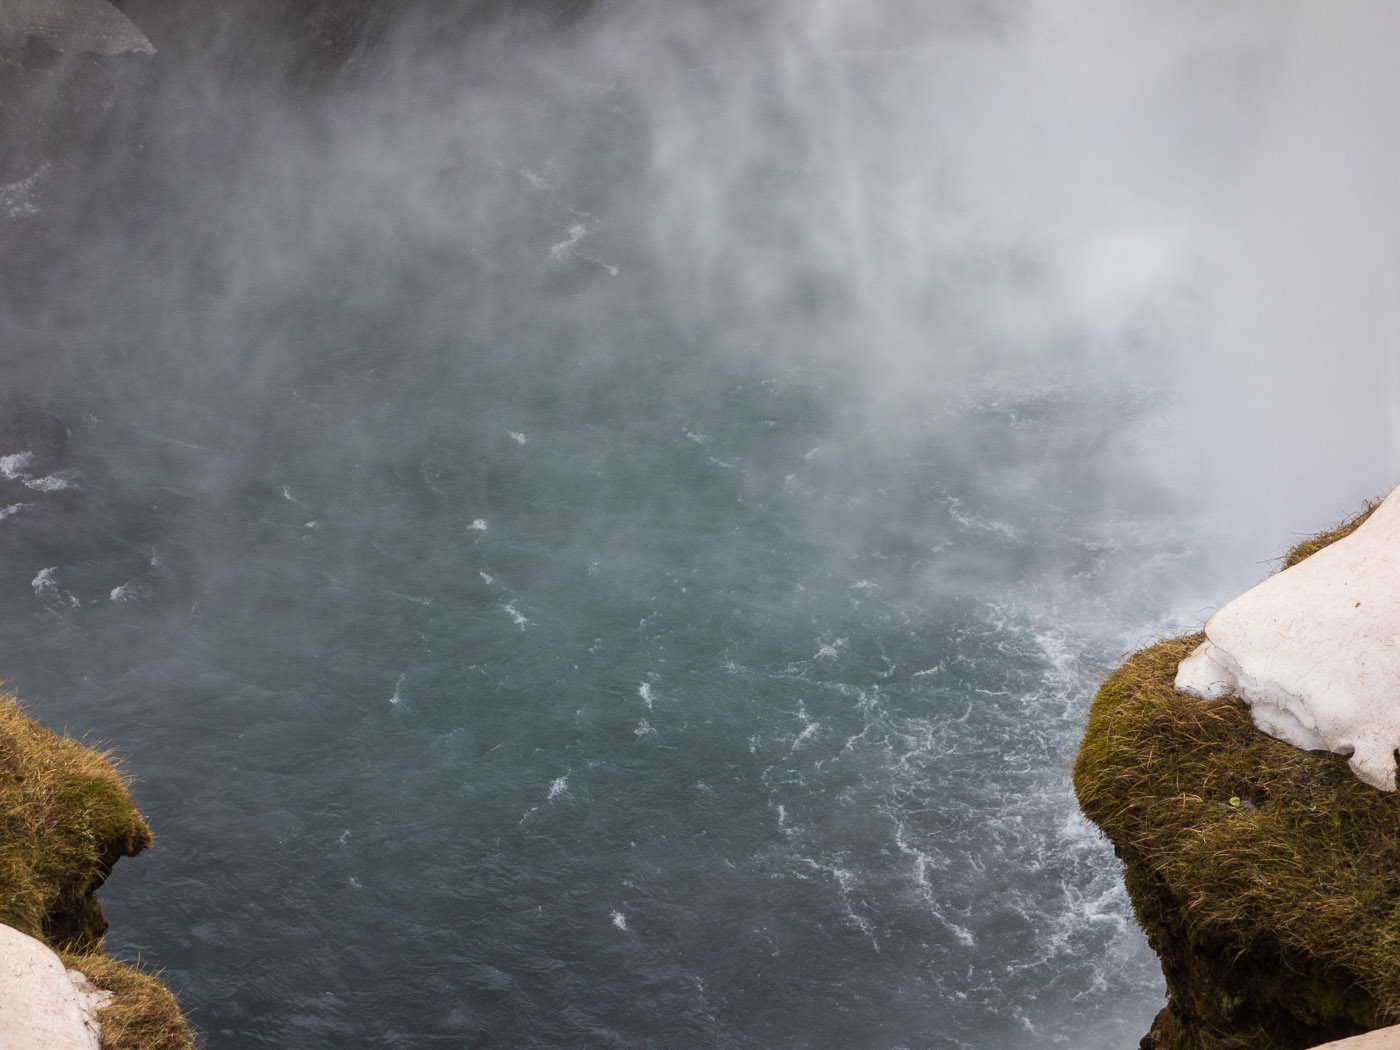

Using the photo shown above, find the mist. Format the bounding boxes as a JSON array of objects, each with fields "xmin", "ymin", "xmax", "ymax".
[
  {"xmin": 13, "ymin": 0, "xmax": 1390, "ymax": 583},
  {"xmin": 1, "ymin": 1, "xmax": 1396, "ymax": 1047}
]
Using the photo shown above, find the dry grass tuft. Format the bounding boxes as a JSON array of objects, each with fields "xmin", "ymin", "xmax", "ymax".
[
  {"xmin": 1075, "ymin": 500, "xmax": 1398, "ymax": 1050},
  {"xmin": 0, "ymin": 690, "xmax": 197, "ymax": 1049},
  {"xmin": 0, "ymin": 691, "xmax": 151, "ymax": 949},
  {"xmin": 1278, "ymin": 499, "xmax": 1378, "ymax": 570},
  {"xmin": 64, "ymin": 952, "xmax": 199, "ymax": 1050}
]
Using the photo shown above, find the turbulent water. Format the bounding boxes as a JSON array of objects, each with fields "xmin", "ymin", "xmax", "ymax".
[{"xmin": 2, "ymin": 2, "xmax": 1398, "ymax": 1048}]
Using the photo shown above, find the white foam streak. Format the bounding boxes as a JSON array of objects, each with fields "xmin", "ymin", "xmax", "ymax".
[
  {"xmin": 23, "ymin": 472, "xmax": 75, "ymax": 492},
  {"xmin": 32, "ymin": 567, "xmax": 79, "ymax": 608},
  {"xmin": 0, "ymin": 452, "xmax": 33, "ymax": 478},
  {"xmin": 548, "ymin": 221, "xmax": 589, "ymax": 262},
  {"xmin": 0, "ymin": 162, "xmax": 49, "ymax": 218}
]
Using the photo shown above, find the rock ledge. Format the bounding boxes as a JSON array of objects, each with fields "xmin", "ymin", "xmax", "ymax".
[{"xmin": 1075, "ymin": 499, "xmax": 1400, "ymax": 1050}]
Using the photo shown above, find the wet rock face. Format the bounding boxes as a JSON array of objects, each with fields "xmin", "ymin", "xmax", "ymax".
[
  {"xmin": 1176, "ymin": 485, "xmax": 1400, "ymax": 790},
  {"xmin": 0, "ymin": 0, "xmax": 154, "ymax": 56}
]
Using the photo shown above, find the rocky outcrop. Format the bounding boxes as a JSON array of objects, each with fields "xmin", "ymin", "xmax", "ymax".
[
  {"xmin": 0, "ymin": 689, "xmax": 152, "ymax": 949},
  {"xmin": 0, "ymin": 691, "xmax": 195, "ymax": 1050},
  {"xmin": 1075, "ymin": 502, "xmax": 1400, "ymax": 1050},
  {"xmin": 0, "ymin": 0, "xmax": 153, "ymax": 55}
]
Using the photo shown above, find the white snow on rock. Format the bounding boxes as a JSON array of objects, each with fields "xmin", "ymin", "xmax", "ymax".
[
  {"xmin": 0, "ymin": 923, "xmax": 110, "ymax": 1050},
  {"xmin": 1177, "ymin": 484, "xmax": 1400, "ymax": 790}
]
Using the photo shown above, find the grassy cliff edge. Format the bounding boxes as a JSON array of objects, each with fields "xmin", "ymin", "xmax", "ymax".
[
  {"xmin": 0, "ymin": 690, "xmax": 196, "ymax": 1049},
  {"xmin": 1073, "ymin": 502, "xmax": 1400, "ymax": 1050}
]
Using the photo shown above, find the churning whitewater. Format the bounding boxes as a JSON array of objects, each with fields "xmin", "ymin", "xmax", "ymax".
[{"xmin": 1, "ymin": 1, "xmax": 1398, "ymax": 1048}]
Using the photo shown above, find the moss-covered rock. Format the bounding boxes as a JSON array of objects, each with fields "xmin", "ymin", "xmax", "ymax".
[
  {"xmin": 0, "ymin": 690, "xmax": 151, "ymax": 947},
  {"xmin": 0, "ymin": 690, "xmax": 197, "ymax": 1049},
  {"xmin": 1074, "ymin": 503, "xmax": 1400, "ymax": 1050}
]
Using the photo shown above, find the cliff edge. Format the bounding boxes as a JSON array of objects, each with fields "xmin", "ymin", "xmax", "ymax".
[
  {"xmin": 1074, "ymin": 502, "xmax": 1400, "ymax": 1050},
  {"xmin": 0, "ymin": 690, "xmax": 195, "ymax": 1049}
]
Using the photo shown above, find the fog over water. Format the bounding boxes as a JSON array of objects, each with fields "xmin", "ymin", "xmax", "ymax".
[{"xmin": 1, "ymin": 1, "xmax": 1397, "ymax": 1047}]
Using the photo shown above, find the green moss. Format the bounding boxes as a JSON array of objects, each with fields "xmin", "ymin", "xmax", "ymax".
[
  {"xmin": 1075, "ymin": 501, "xmax": 1395, "ymax": 1050},
  {"xmin": 0, "ymin": 691, "xmax": 197, "ymax": 1048}
]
